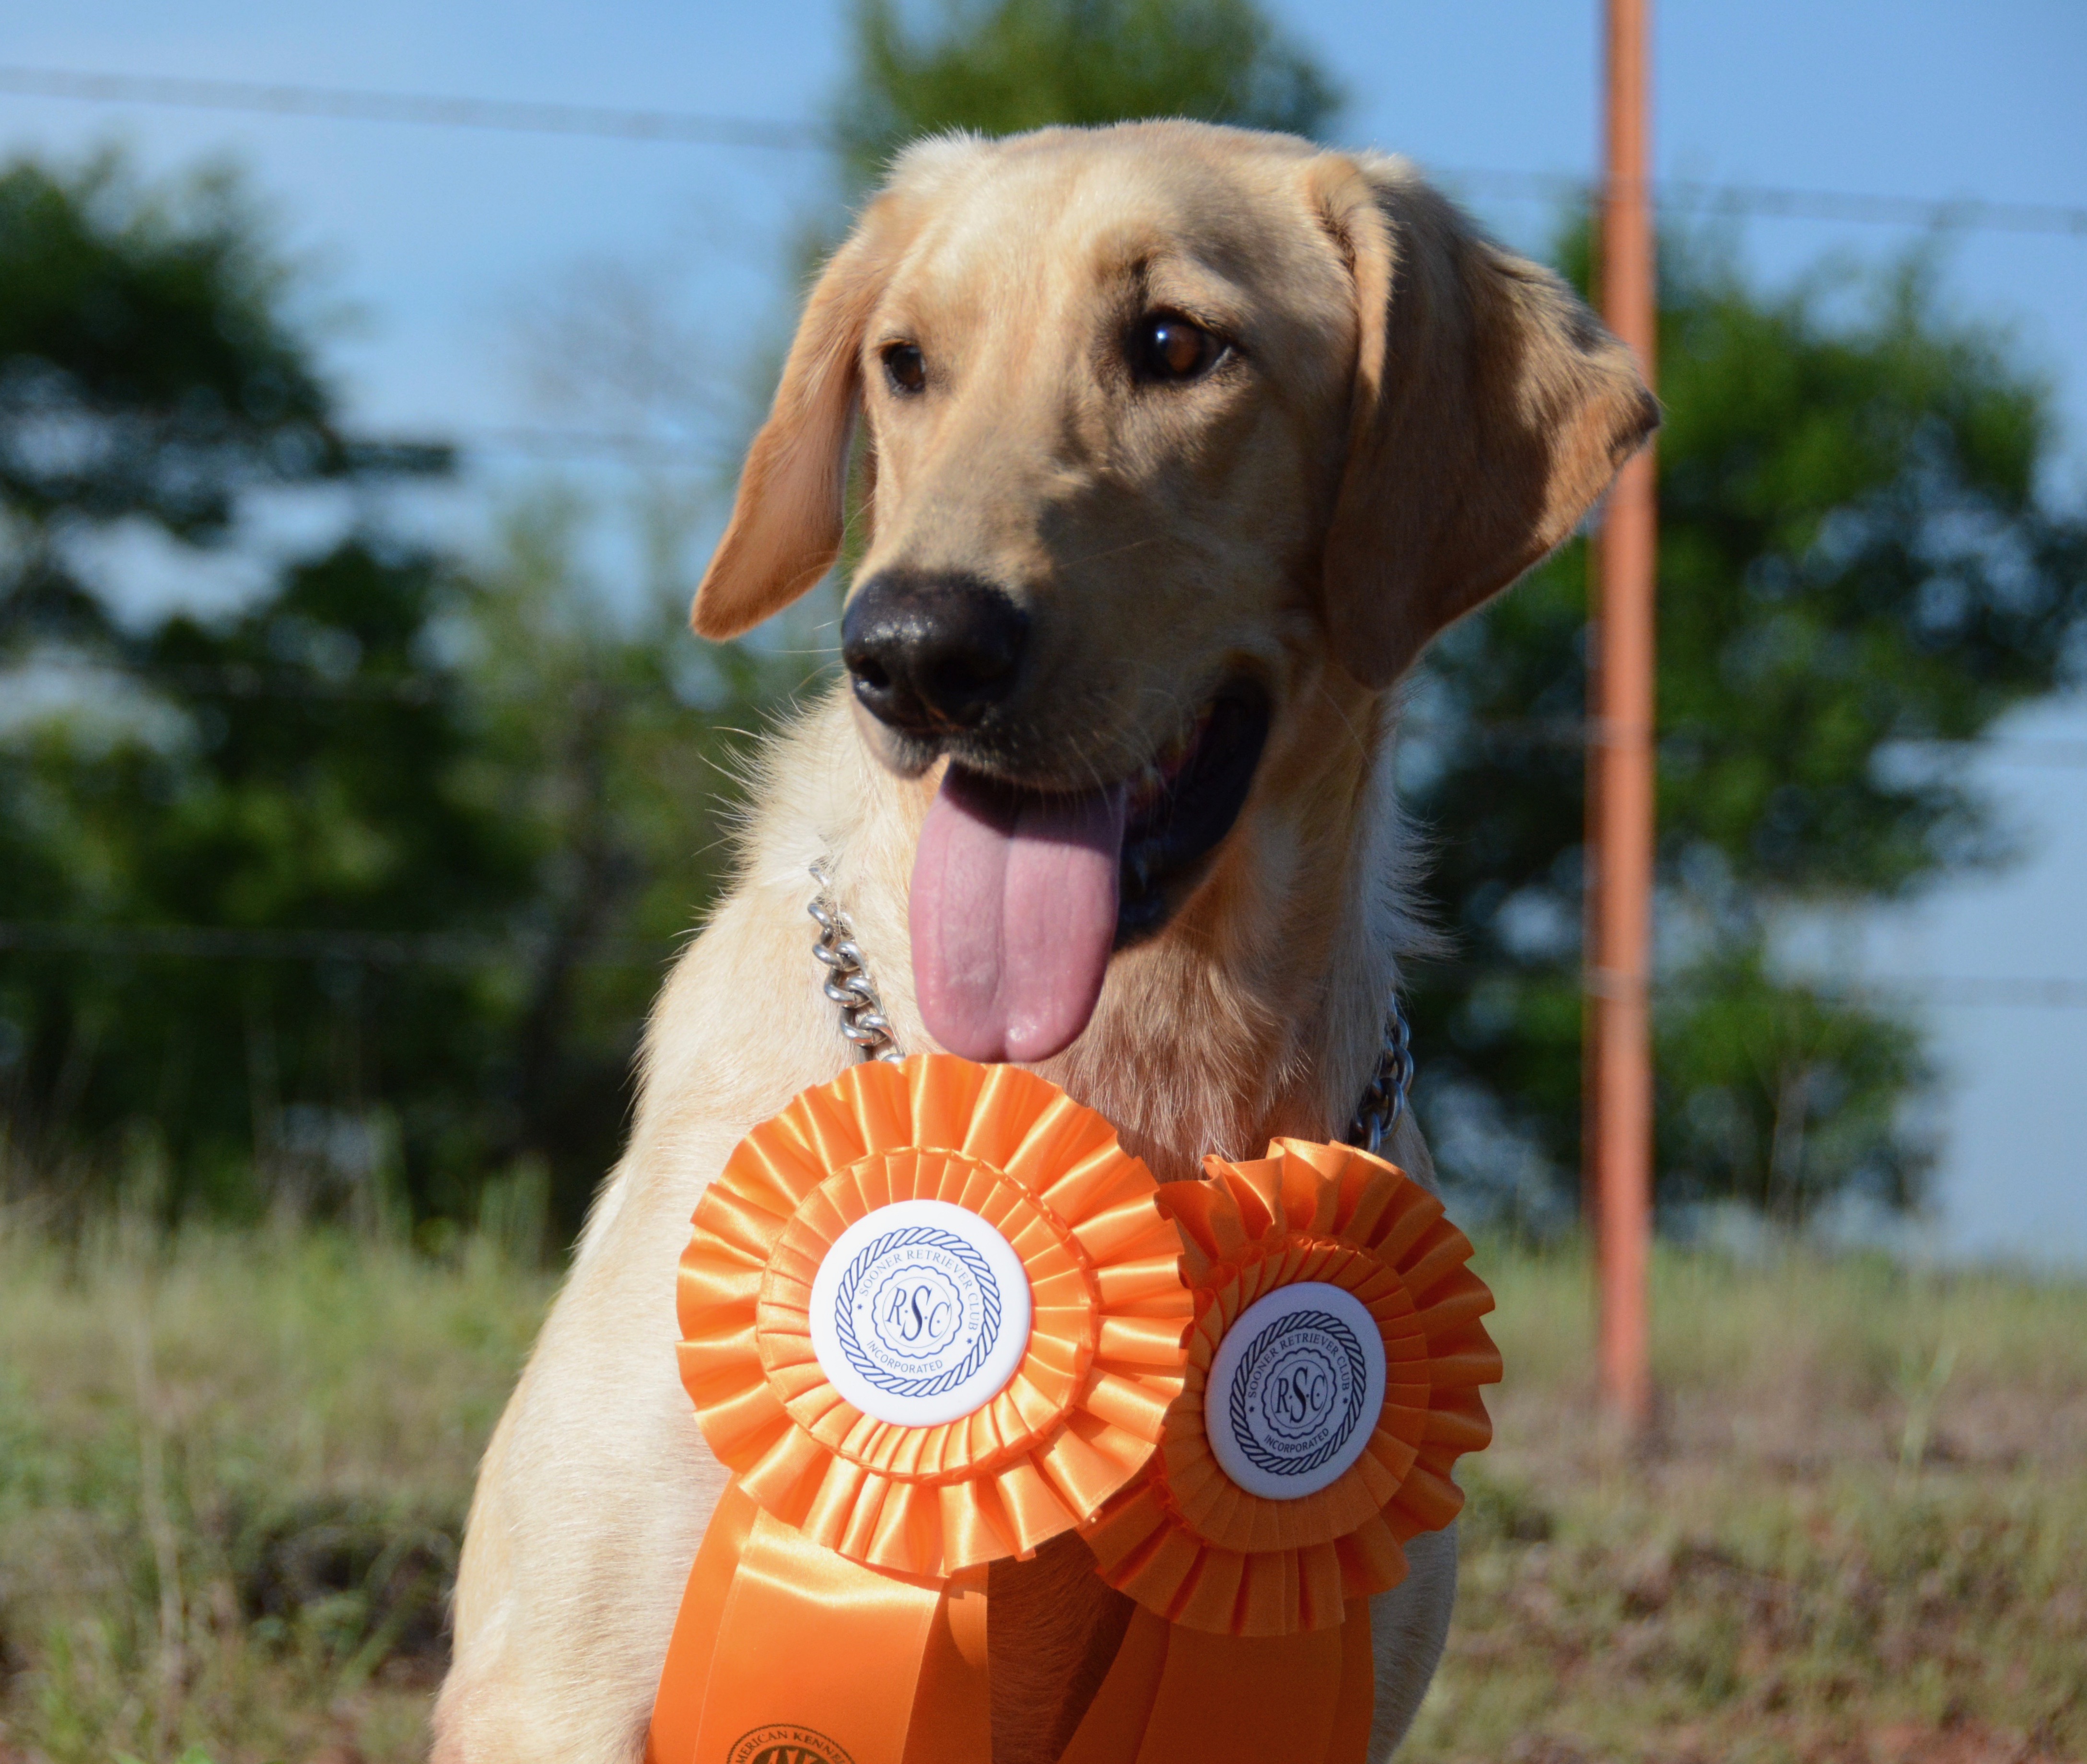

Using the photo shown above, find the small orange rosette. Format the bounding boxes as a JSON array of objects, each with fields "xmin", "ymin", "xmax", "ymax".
[
  {"xmin": 646, "ymin": 1054, "xmax": 1192, "ymax": 1764},
  {"xmin": 1061, "ymin": 1137, "xmax": 1502, "ymax": 1764}
]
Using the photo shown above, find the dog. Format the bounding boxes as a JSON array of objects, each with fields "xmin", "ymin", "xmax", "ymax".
[{"xmin": 433, "ymin": 119, "xmax": 1655, "ymax": 1764}]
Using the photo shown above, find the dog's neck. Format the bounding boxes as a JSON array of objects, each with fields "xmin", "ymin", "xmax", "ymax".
[{"xmin": 757, "ymin": 673, "xmax": 1416, "ymax": 1184}]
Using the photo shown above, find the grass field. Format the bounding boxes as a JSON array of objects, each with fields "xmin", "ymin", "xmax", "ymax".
[{"xmin": 0, "ymin": 1220, "xmax": 2081, "ymax": 1763}]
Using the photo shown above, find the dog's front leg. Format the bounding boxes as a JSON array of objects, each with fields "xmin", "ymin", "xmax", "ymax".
[
  {"xmin": 432, "ymin": 1134, "xmax": 736, "ymax": 1763},
  {"xmin": 434, "ymin": 877, "xmax": 847, "ymax": 1762},
  {"xmin": 431, "ymin": 1080, "xmax": 773, "ymax": 1764},
  {"xmin": 1365, "ymin": 1525, "xmax": 1458, "ymax": 1758}
]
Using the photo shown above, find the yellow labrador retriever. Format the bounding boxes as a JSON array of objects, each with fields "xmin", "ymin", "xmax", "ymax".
[{"xmin": 435, "ymin": 120, "xmax": 1654, "ymax": 1763}]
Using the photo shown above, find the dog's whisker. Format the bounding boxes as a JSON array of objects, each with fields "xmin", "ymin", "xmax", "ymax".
[
  {"xmin": 1310, "ymin": 677, "xmax": 1375, "ymax": 766},
  {"xmin": 1048, "ymin": 533, "xmax": 1170, "ymax": 573}
]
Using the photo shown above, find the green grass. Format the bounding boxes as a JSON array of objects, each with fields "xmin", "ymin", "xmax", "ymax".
[
  {"xmin": 0, "ymin": 1225, "xmax": 2081, "ymax": 1762},
  {"xmin": 0, "ymin": 1219, "xmax": 552, "ymax": 1763}
]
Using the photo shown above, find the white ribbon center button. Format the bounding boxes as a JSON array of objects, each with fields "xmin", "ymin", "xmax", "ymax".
[
  {"xmin": 1205, "ymin": 1281, "xmax": 1388, "ymax": 1499},
  {"xmin": 809, "ymin": 1197, "xmax": 1034, "ymax": 1427}
]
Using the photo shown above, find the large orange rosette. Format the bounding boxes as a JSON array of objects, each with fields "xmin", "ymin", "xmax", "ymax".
[
  {"xmin": 646, "ymin": 1054, "xmax": 1192, "ymax": 1764},
  {"xmin": 1061, "ymin": 1138, "xmax": 1502, "ymax": 1764}
]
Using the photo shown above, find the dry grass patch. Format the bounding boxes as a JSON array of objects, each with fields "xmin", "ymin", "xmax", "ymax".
[{"xmin": 1403, "ymin": 1248, "xmax": 2087, "ymax": 1764}]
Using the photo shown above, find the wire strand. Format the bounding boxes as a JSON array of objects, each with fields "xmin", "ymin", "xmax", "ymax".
[
  {"xmin": 4, "ymin": 63, "xmax": 2083, "ymax": 238},
  {"xmin": 0, "ymin": 920, "xmax": 672, "ymax": 967},
  {"xmin": 0, "ymin": 64, "xmax": 826, "ymax": 151},
  {"xmin": 3, "ymin": 919, "xmax": 2083, "ymax": 1004},
  {"xmin": 11, "ymin": 654, "xmax": 2087, "ymax": 763}
]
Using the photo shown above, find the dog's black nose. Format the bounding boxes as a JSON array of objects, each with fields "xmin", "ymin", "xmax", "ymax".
[{"xmin": 842, "ymin": 571, "xmax": 1028, "ymax": 733}]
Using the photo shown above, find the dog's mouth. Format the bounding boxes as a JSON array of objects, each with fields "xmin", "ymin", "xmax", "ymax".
[{"xmin": 909, "ymin": 679, "xmax": 1271, "ymax": 1064}]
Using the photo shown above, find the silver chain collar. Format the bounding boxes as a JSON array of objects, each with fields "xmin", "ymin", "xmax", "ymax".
[
  {"xmin": 805, "ymin": 863, "xmax": 1411, "ymax": 1146},
  {"xmin": 807, "ymin": 862, "xmax": 904, "ymax": 1062},
  {"xmin": 1344, "ymin": 996, "xmax": 1413, "ymax": 1156}
]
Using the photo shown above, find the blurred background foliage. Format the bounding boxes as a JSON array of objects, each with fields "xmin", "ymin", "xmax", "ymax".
[
  {"xmin": 2, "ymin": 0, "xmax": 2085, "ymax": 1247},
  {"xmin": 0, "ymin": 157, "xmax": 758, "ymax": 1236},
  {"xmin": 1404, "ymin": 223, "xmax": 2087, "ymax": 1228}
]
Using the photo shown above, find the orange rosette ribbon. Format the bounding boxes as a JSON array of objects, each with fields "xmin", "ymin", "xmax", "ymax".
[
  {"xmin": 1061, "ymin": 1137, "xmax": 1502, "ymax": 1764},
  {"xmin": 646, "ymin": 1054, "xmax": 1192, "ymax": 1764}
]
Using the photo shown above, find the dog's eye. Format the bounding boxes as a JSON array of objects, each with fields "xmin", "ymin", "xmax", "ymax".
[
  {"xmin": 882, "ymin": 342, "xmax": 927, "ymax": 395},
  {"xmin": 1133, "ymin": 313, "xmax": 1221, "ymax": 383}
]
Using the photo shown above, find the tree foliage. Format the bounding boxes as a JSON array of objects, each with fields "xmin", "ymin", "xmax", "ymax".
[
  {"xmin": 0, "ymin": 155, "xmax": 443, "ymax": 653},
  {"xmin": 1405, "ymin": 228, "xmax": 2087, "ymax": 1222},
  {"xmin": 3, "ymin": 540, "xmax": 523, "ymax": 1217},
  {"xmin": 0, "ymin": 155, "xmax": 331, "ymax": 538},
  {"xmin": 836, "ymin": 0, "xmax": 1341, "ymax": 188},
  {"xmin": 0, "ymin": 154, "xmax": 741, "ymax": 1231}
]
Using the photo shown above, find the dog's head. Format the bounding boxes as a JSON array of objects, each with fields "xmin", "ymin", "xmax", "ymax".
[{"xmin": 694, "ymin": 123, "xmax": 1656, "ymax": 1068}]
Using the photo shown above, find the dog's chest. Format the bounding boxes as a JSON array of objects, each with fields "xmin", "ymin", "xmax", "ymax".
[{"xmin": 987, "ymin": 1536, "xmax": 1138, "ymax": 1763}]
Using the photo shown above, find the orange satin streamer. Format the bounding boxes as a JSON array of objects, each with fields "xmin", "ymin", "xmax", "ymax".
[
  {"xmin": 647, "ymin": 1483, "xmax": 756, "ymax": 1764},
  {"xmin": 646, "ymin": 1494, "xmax": 989, "ymax": 1764},
  {"xmin": 1058, "ymin": 1598, "xmax": 1375, "ymax": 1764}
]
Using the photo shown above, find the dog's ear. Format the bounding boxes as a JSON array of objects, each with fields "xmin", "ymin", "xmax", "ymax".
[
  {"xmin": 1311, "ymin": 156, "xmax": 1659, "ymax": 687},
  {"xmin": 689, "ymin": 197, "xmax": 909, "ymax": 640}
]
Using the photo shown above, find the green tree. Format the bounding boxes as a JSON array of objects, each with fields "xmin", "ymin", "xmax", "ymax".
[
  {"xmin": 0, "ymin": 152, "xmax": 440, "ymax": 650},
  {"xmin": 447, "ymin": 487, "xmax": 762, "ymax": 1228},
  {"xmin": 2, "ymin": 539, "xmax": 530, "ymax": 1218},
  {"xmin": 837, "ymin": 0, "xmax": 1341, "ymax": 188},
  {"xmin": 1404, "ymin": 228, "xmax": 2087, "ymax": 1223},
  {"xmin": 0, "ymin": 151, "xmax": 787, "ymax": 1233},
  {"xmin": 0, "ymin": 152, "xmax": 473, "ymax": 1214}
]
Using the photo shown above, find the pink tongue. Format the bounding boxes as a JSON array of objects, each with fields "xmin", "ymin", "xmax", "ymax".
[{"xmin": 911, "ymin": 768, "xmax": 1127, "ymax": 1064}]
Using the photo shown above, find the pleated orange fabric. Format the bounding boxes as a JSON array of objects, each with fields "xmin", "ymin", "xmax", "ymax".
[
  {"xmin": 646, "ymin": 1055, "xmax": 1192, "ymax": 1764},
  {"xmin": 1060, "ymin": 1137, "xmax": 1502, "ymax": 1763}
]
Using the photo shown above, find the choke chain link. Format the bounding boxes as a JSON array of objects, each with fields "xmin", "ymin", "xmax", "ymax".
[
  {"xmin": 808, "ymin": 862, "xmax": 904, "ymax": 1062},
  {"xmin": 1345, "ymin": 993, "xmax": 1414, "ymax": 1157},
  {"xmin": 806, "ymin": 863, "xmax": 1414, "ymax": 1127}
]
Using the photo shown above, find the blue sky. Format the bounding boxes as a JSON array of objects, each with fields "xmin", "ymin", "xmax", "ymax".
[{"xmin": 5, "ymin": 1, "xmax": 2085, "ymax": 1258}]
